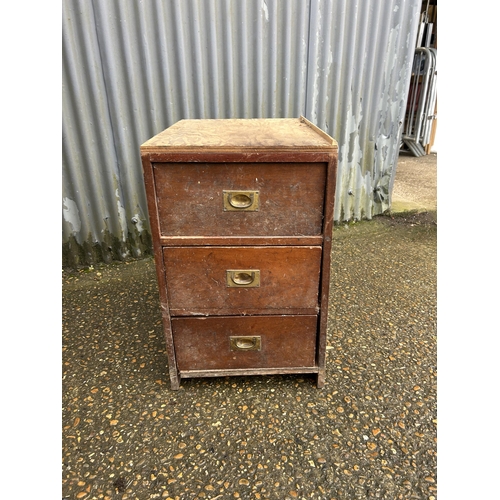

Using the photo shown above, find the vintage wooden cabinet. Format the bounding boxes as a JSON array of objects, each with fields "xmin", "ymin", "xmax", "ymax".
[{"xmin": 140, "ymin": 117, "xmax": 337, "ymax": 390}]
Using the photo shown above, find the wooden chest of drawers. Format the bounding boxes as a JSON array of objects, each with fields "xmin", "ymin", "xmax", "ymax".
[{"xmin": 140, "ymin": 117, "xmax": 337, "ymax": 390}]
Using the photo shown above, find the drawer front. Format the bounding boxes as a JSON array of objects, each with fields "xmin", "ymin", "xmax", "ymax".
[
  {"xmin": 153, "ymin": 162, "xmax": 326, "ymax": 236},
  {"xmin": 163, "ymin": 246, "xmax": 322, "ymax": 315},
  {"xmin": 172, "ymin": 315, "xmax": 318, "ymax": 371}
]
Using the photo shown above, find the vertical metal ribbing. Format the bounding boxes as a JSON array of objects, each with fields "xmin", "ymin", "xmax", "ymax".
[
  {"xmin": 63, "ymin": 0, "xmax": 122, "ymax": 252},
  {"xmin": 305, "ymin": 0, "xmax": 421, "ymax": 221},
  {"xmin": 63, "ymin": 0, "xmax": 422, "ymax": 266}
]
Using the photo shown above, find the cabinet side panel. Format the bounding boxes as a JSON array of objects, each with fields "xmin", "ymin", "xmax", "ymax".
[
  {"xmin": 141, "ymin": 153, "xmax": 179, "ymax": 389},
  {"xmin": 316, "ymin": 153, "xmax": 338, "ymax": 387}
]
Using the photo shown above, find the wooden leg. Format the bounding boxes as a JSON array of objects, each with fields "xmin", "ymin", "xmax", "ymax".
[
  {"xmin": 316, "ymin": 369, "xmax": 325, "ymax": 388},
  {"xmin": 169, "ymin": 367, "xmax": 180, "ymax": 390}
]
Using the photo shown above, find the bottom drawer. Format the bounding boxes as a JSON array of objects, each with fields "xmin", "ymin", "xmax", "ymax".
[{"xmin": 172, "ymin": 315, "xmax": 318, "ymax": 371}]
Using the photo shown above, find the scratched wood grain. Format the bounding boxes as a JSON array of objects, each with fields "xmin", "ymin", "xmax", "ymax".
[
  {"xmin": 153, "ymin": 162, "xmax": 327, "ymax": 237},
  {"xmin": 163, "ymin": 246, "xmax": 322, "ymax": 315},
  {"xmin": 141, "ymin": 117, "xmax": 337, "ymax": 152},
  {"xmin": 172, "ymin": 315, "xmax": 318, "ymax": 371}
]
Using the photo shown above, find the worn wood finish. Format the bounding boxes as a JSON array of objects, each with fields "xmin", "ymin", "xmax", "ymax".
[
  {"xmin": 163, "ymin": 246, "xmax": 322, "ymax": 315},
  {"xmin": 154, "ymin": 162, "xmax": 326, "ymax": 237},
  {"xmin": 172, "ymin": 315, "xmax": 318, "ymax": 371},
  {"xmin": 159, "ymin": 235, "xmax": 323, "ymax": 247},
  {"xmin": 141, "ymin": 116, "xmax": 337, "ymax": 153},
  {"xmin": 141, "ymin": 153, "xmax": 180, "ymax": 389},
  {"xmin": 179, "ymin": 367, "xmax": 320, "ymax": 380},
  {"xmin": 316, "ymin": 153, "xmax": 337, "ymax": 388},
  {"xmin": 149, "ymin": 152, "xmax": 333, "ymax": 164},
  {"xmin": 140, "ymin": 117, "xmax": 337, "ymax": 390}
]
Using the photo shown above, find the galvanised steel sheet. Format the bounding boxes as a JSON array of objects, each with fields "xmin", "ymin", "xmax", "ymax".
[{"xmin": 62, "ymin": 0, "xmax": 420, "ymax": 267}]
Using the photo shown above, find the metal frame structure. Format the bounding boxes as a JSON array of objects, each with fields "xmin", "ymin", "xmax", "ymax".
[{"xmin": 402, "ymin": 47, "xmax": 437, "ymax": 156}]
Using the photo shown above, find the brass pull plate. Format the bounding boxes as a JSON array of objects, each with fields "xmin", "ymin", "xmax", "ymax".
[
  {"xmin": 230, "ymin": 336, "xmax": 261, "ymax": 351},
  {"xmin": 226, "ymin": 270, "xmax": 260, "ymax": 287},
  {"xmin": 223, "ymin": 190, "xmax": 260, "ymax": 211}
]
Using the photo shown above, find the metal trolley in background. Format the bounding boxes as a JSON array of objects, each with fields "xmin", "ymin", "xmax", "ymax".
[{"xmin": 402, "ymin": 47, "xmax": 437, "ymax": 157}]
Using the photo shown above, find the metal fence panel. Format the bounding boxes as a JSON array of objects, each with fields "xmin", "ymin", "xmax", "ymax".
[
  {"xmin": 305, "ymin": 0, "xmax": 421, "ymax": 220},
  {"xmin": 62, "ymin": 0, "xmax": 420, "ymax": 267}
]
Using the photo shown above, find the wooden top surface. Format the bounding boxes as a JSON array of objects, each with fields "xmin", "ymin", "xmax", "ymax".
[{"xmin": 141, "ymin": 116, "xmax": 337, "ymax": 153}]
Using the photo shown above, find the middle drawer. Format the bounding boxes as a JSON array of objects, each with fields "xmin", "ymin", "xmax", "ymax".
[{"xmin": 163, "ymin": 246, "xmax": 322, "ymax": 316}]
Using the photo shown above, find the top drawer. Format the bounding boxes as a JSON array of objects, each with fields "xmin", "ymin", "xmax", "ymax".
[{"xmin": 153, "ymin": 162, "xmax": 326, "ymax": 237}]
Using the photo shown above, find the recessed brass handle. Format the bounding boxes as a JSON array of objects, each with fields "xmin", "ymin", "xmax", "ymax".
[
  {"xmin": 226, "ymin": 270, "xmax": 260, "ymax": 287},
  {"xmin": 231, "ymin": 271, "xmax": 255, "ymax": 285},
  {"xmin": 223, "ymin": 190, "xmax": 259, "ymax": 211},
  {"xmin": 229, "ymin": 192, "xmax": 253, "ymax": 208},
  {"xmin": 230, "ymin": 336, "xmax": 261, "ymax": 351}
]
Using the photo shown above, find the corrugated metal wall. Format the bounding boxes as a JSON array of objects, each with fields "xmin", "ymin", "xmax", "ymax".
[{"xmin": 62, "ymin": 0, "xmax": 421, "ymax": 267}]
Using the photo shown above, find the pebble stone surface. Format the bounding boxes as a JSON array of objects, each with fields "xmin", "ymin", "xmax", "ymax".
[{"xmin": 62, "ymin": 209, "xmax": 436, "ymax": 498}]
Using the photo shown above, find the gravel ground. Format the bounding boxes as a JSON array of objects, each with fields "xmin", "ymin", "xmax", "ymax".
[{"xmin": 62, "ymin": 207, "xmax": 436, "ymax": 500}]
